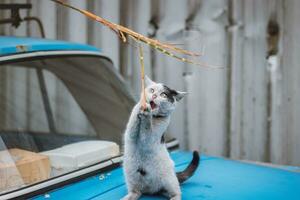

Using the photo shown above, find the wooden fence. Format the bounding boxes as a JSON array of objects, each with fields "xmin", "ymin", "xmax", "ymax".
[{"xmin": 1, "ymin": 0, "xmax": 299, "ymax": 166}]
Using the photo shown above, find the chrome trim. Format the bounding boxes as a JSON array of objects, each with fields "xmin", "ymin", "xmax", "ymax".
[
  {"xmin": 166, "ymin": 139, "xmax": 179, "ymax": 149},
  {"xmin": 111, "ymin": 156, "xmax": 123, "ymax": 164},
  {"xmin": 0, "ymin": 50, "xmax": 107, "ymax": 62}
]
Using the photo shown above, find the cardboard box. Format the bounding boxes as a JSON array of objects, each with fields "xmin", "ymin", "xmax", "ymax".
[{"xmin": 0, "ymin": 148, "xmax": 50, "ymax": 192}]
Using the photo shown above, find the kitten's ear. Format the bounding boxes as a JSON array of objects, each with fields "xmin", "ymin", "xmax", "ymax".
[
  {"xmin": 145, "ymin": 75, "xmax": 155, "ymax": 86},
  {"xmin": 175, "ymin": 91, "xmax": 187, "ymax": 101}
]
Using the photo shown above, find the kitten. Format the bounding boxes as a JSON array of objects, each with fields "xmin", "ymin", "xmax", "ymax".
[{"xmin": 122, "ymin": 76, "xmax": 200, "ymax": 200}]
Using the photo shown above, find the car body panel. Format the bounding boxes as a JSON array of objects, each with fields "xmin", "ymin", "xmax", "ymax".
[
  {"xmin": 33, "ymin": 151, "xmax": 300, "ymax": 200},
  {"xmin": 0, "ymin": 36, "xmax": 99, "ymax": 56}
]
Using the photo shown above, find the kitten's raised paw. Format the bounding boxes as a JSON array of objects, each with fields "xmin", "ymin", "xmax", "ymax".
[{"xmin": 139, "ymin": 103, "xmax": 151, "ymax": 117}]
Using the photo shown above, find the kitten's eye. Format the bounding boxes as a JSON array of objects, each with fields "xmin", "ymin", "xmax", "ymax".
[
  {"xmin": 160, "ymin": 92, "xmax": 167, "ymax": 98},
  {"xmin": 150, "ymin": 88, "xmax": 154, "ymax": 93}
]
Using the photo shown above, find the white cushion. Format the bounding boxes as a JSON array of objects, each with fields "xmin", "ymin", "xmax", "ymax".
[{"xmin": 42, "ymin": 140, "xmax": 119, "ymax": 171}]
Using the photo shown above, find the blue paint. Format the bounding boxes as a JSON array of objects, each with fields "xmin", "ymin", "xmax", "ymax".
[
  {"xmin": 32, "ymin": 151, "xmax": 300, "ymax": 200},
  {"xmin": 0, "ymin": 36, "xmax": 100, "ymax": 56}
]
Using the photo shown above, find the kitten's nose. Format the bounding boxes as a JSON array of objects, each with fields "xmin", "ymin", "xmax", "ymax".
[{"xmin": 152, "ymin": 94, "xmax": 157, "ymax": 99}]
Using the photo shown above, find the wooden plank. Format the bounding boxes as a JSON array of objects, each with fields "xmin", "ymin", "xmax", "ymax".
[
  {"xmin": 229, "ymin": 0, "xmax": 270, "ymax": 162},
  {"xmin": 267, "ymin": 0, "xmax": 287, "ymax": 165},
  {"xmin": 91, "ymin": 0, "xmax": 120, "ymax": 69},
  {"xmin": 119, "ymin": 0, "xmax": 152, "ymax": 96},
  {"xmin": 185, "ymin": 0, "xmax": 228, "ymax": 156},
  {"xmin": 119, "ymin": 0, "xmax": 131, "ymax": 79},
  {"xmin": 153, "ymin": 0, "xmax": 188, "ymax": 148},
  {"xmin": 67, "ymin": 0, "xmax": 87, "ymax": 43},
  {"xmin": 228, "ymin": 0, "xmax": 244, "ymax": 159},
  {"xmin": 56, "ymin": 0, "xmax": 67, "ymax": 40},
  {"xmin": 29, "ymin": 0, "xmax": 57, "ymax": 39},
  {"xmin": 276, "ymin": 0, "xmax": 300, "ymax": 166},
  {"xmin": 240, "ymin": 1, "xmax": 269, "ymax": 161}
]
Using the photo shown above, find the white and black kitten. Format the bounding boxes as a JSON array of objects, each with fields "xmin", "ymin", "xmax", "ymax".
[{"xmin": 122, "ymin": 76, "xmax": 199, "ymax": 200}]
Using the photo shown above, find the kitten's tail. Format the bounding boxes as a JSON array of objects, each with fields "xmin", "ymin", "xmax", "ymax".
[{"xmin": 176, "ymin": 151, "xmax": 200, "ymax": 184}]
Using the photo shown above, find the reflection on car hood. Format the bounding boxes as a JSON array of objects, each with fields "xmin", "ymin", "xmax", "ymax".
[{"xmin": 32, "ymin": 150, "xmax": 300, "ymax": 200}]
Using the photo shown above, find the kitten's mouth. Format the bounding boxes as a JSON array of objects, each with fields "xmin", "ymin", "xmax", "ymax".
[{"xmin": 150, "ymin": 101, "xmax": 157, "ymax": 110}]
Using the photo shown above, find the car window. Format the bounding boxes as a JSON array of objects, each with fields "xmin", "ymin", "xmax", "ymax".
[
  {"xmin": 0, "ymin": 65, "xmax": 97, "ymax": 149},
  {"xmin": 0, "ymin": 66, "xmax": 49, "ymax": 133},
  {"xmin": 43, "ymin": 69, "xmax": 96, "ymax": 137},
  {"xmin": 0, "ymin": 55, "xmax": 132, "ymax": 195}
]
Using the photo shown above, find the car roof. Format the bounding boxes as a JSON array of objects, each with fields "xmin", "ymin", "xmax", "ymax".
[{"xmin": 0, "ymin": 36, "xmax": 100, "ymax": 56}]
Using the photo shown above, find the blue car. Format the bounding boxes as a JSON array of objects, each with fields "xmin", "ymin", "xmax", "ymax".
[{"xmin": 0, "ymin": 36, "xmax": 300, "ymax": 200}]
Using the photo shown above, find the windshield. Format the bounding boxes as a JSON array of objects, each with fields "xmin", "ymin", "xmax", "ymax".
[{"xmin": 0, "ymin": 54, "xmax": 134, "ymax": 195}]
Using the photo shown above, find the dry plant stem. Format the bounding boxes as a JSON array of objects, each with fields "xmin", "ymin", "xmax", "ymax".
[
  {"xmin": 49, "ymin": 0, "xmax": 226, "ymax": 69},
  {"xmin": 138, "ymin": 44, "xmax": 147, "ymax": 111},
  {"xmin": 50, "ymin": 0, "xmax": 198, "ymax": 55}
]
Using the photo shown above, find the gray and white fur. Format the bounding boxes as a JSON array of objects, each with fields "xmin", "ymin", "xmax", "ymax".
[{"xmin": 122, "ymin": 76, "xmax": 199, "ymax": 200}]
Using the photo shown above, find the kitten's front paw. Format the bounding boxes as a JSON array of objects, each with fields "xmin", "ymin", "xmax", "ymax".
[{"xmin": 139, "ymin": 103, "xmax": 151, "ymax": 117}]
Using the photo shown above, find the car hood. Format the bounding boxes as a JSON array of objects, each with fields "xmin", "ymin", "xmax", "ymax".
[{"xmin": 33, "ymin": 150, "xmax": 300, "ymax": 200}]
